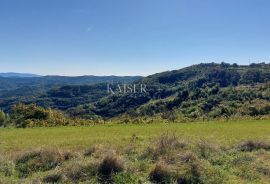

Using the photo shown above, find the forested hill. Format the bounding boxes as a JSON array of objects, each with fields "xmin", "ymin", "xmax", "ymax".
[
  {"xmin": 0, "ymin": 75, "xmax": 141, "ymax": 112},
  {"xmin": 87, "ymin": 62, "xmax": 270, "ymax": 120},
  {"xmin": 0, "ymin": 62, "xmax": 270, "ymax": 122}
]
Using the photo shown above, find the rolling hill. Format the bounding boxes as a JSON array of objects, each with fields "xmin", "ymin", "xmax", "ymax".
[
  {"xmin": 0, "ymin": 62, "xmax": 269, "ymax": 121},
  {"xmin": 86, "ymin": 62, "xmax": 270, "ymax": 120}
]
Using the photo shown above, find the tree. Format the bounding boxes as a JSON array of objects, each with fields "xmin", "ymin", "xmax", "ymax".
[
  {"xmin": 232, "ymin": 63, "xmax": 238, "ymax": 67},
  {"xmin": 0, "ymin": 110, "xmax": 6, "ymax": 126},
  {"xmin": 10, "ymin": 103, "xmax": 67, "ymax": 127}
]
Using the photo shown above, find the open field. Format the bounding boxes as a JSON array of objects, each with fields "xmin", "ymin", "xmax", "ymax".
[
  {"xmin": 1, "ymin": 120, "xmax": 270, "ymax": 183},
  {"xmin": 1, "ymin": 120, "xmax": 270, "ymax": 154}
]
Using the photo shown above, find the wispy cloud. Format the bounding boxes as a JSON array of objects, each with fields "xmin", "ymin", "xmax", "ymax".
[{"xmin": 86, "ymin": 26, "xmax": 93, "ymax": 32}]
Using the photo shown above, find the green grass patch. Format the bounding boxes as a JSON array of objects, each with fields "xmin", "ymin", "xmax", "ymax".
[
  {"xmin": 1, "ymin": 120, "xmax": 270, "ymax": 183},
  {"xmin": 1, "ymin": 120, "xmax": 270, "ymax": 155}
]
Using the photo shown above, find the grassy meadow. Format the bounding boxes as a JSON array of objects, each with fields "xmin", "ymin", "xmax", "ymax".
[
  {"xmin": 1, "ymin": 120, "xmax": 270, "ymax": 183},
  {"xmin": 1, "ymin": 120, "xmax": 270, "ymax": 154}
]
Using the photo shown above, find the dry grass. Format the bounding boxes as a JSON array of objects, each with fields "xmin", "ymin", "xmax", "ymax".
[
  {"xmin": 15, "ymin": 148, "xmax": 72, "ymax": 178},
  {"xmin": 64, "ymin": 162, "xmax": 98, "ymax": 183},
  {"xmin": 42, "ymin": 171, "xmax": 62, "ymax": 183},
  {"xmin": 144, "ymin": 133, "xmax": 188, "ymax": 161},
  {"xmin": 1, "ymin": 120, "xmax": 270, "ymax": 183},
  {"xmin": 149, "ymin": 161, "xmax": 174, "ymax": 184},
  {"xmin": 238, "ymin": 140, "xmax": 270, "ymax": 152},
  {"xmin": 98, "ymin": 155, "xmax": 125, "ymax": 179}
]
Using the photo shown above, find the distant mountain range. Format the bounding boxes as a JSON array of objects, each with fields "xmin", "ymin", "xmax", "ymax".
[
  {"xmin": 0, "ymin": 74, "xmax": 141, "ymax": 91},
  {"xmin": 0, "ymin": 72, "xmax": 41, "ymax": 78}
]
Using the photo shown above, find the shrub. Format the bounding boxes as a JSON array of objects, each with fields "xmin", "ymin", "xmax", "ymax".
[
  {"xmin": 64, "ymin": 162, "xmax": 98, "ymax": 182},
  {"xmin": 11, "ymin": 103, "xmax": 69, "ymax": 127},
  {"xmin": 98, "ymin": 155, "xmax": 125, "ymax": 180},
  {"xmin": 149, "ymin": 162, "xmax": 174, "ymax": 184},
  {"xmin": 178, "ymin": 152, "xmax": 225, "ymax": 184},
  {"xmin": 145, "ymin": 133, "xmax": 187, "ymax": 160},
  {"xmin": 157, "ymin": 134, "xmax": 187, "ymax": 153},
  {"xmin": 177, "ymin": 162, "xmax": 202, "ymax": 184},
  {"xmin": 15, "ymin": 148, "xmax": 71, "ymax": 178},
  {"xmin": 0, "ymin": 110, "xmax": 6, "ymax": 127},
  {"xmin": 196, "ymin": 140, "xmax": 219, "ymax": 159},
  {"xmin": 238, "ymin": 140, "xmax": 270, "ymax": 152},
  {"xmin": 84, "ymin": 145, "xmax": 116, "ymax": 160},
  {"xmin": 84, "ymin": 144, "xmax": 103, "ymax": 157}
]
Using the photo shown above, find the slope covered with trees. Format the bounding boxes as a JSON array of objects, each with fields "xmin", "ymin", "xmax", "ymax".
[
  {"xmin": 0, "ymin": 76, "xmax": 141, "ymax": 112},
  {"xmin": 89, "ymin": 62, "xmax": 270, "ymax": 120},
  {"xmin": 0, "ymin": 62, "xmax": 270, "ymax": 126}
]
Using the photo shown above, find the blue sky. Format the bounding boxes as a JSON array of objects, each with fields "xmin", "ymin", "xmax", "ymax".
[{"xmin": 0, "ymin": 0, "xmax": 270, "ymax": 76}]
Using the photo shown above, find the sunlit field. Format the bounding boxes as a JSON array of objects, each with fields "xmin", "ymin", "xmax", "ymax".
[
  {"xmin": 1, "ymin": 120, "xmax": 270, "ymax": 183},
  {"xmin": 1, "ymin": 120, "xmax": 270, "ymax": 154}
]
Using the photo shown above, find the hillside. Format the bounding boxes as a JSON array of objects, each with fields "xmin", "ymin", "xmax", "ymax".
[
  {"xmin": 88, "ymin": 62, "xmax": 270, "ymax": 120},
  {"xmin": 0, "ymin": 76, "xmax": 141, "ymax": 112},
  {"xmin": 0, "ymin": 62, "xmax": 270, "ymax": 122}
]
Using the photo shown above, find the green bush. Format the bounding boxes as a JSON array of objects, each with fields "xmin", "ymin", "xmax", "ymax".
[
  {"xmin": 0, "ymin": 110, "xmax": 6, "ymax": 127},
  {"xmin": 10, "ymin": 103, "xmax": 70, "ymax": 127}
]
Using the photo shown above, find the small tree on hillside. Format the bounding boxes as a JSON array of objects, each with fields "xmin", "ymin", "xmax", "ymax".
[{"xmin": 0, "ymin": 110, "xmax": 6, "ymax": 126}]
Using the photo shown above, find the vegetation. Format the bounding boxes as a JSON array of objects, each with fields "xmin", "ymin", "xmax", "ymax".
[
  {"xmin": 0, "ymin": 62, "xmax": 270, "ymax": 182},
  {"xmin": 1, "ymin": 103, "xmax": 106, "ymax": 128},
  {"xmin": 0, "ymin": 63, "xmax": 269, "ymax": 125},
  {"xmin": 116, "ymin": 62, "xmax": 270, "ymax": 120},
  {"xmin": 0, "ymin": 110, "xmax": 7, "ymax": 126},
  {"xmin": 0, "ymin": 76, "xmax": 140, "ymax": 112},
  {"xmin": 1, "ymin": 120, "xmax": 270, "ymax": 183}
]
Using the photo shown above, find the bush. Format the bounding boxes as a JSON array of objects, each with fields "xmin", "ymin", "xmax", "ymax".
[
  {"xmin": 238, "ymin": 140, "xmax": 270, "ymax": 152},
  {"xmin": 196, "ymin": 140, "xmax": 219, "ymax": 159},
  {"xmin": 178, "ymin": 152, "xmax": 226, "ymax": 184},
  {"xmin": 177, "ymin": 162, "xmax": 202, "ymax": 184},
  {"xmin": 84, "ymin": 144, "xmax": 104, "ymax": 157},
  {"xmin": 0, "ymin": 110, "xmax": 6, "ymax": 127},
  {"xmin": 98, "ymin": 155, "xmax": 125, "ymax": 180},
  {"xmin": 11, "ymin": 103, "xmax": 68, "ymax": 127},
  {"xmin": 64, "ymin": 162, "xmax": 98, "ymax": 182},
  {"xmin": 145, "ymin": 133, "xmax": 187, "ymax": 160},
  {"xmin": 149, "ymin": 162, "xmax": 174, "ymax": 184},
  {"xmin": 15, "ymin": 148, "xmax": 71, "ymax": 177}
]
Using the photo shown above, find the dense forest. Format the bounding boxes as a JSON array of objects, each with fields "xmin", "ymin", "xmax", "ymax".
[{"xmin": 0, "ymin": 62, "xmax": 270, "ymax": 127}]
